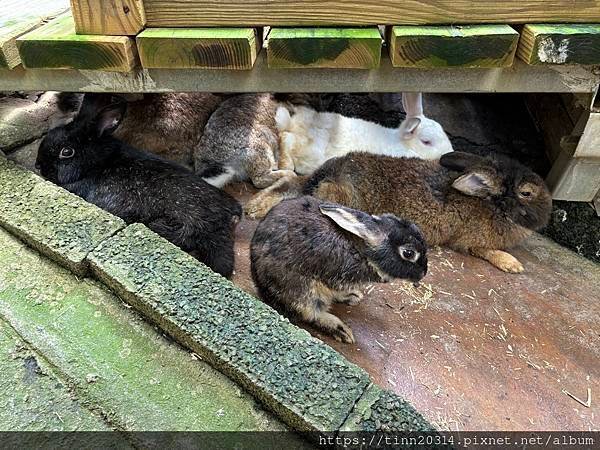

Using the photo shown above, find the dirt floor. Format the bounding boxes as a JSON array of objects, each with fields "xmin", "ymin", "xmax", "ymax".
[{"xmin": 228, "ymin": 184, "xmax": 600, "ymax": 432}]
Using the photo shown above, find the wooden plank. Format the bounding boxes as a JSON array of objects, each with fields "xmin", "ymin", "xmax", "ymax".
[
  {"xmin": 387, "ymin": 25, "xmax": 519, "ymax": 68},
  {"xmin": 70, "ymin": 0, "xmax": 146, "ymax": 35},
  {"xmin": 0, "ymin": 0, "xmax": 69, "ymax": 69},
  {"xmin": 267, "ymin": 28, "xmax": 381, "ymax": 69},
  {"xmin": 16, "ymin": 14, "xmax": 138, "ymax": 72},
  {"xmin": 137, "ymin": 28, "xmax": 261, "ymax": 70},
  {"xmin": 518, "ymin": 24, "xmax": 600, "ymax": 65},
  {"xmin": 143, "ymin": 0, "xmax": 600, "ymax": 27},
  {"xmin": 574, "ymin": 113, "xmax": 600, "ymax": 158},
  {"xmin": 546, "ymin": 151, "xmax": 600, "ymax": 201},
  {"xmin": 1, "ymin": 57, "xmax": 598, "ymax": 94}
]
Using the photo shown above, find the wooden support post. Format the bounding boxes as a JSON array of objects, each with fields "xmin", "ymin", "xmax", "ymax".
[
  {"xmin": 574, "ymin": 113, "xmax": 600, "ymax": 158},
  {"xmin": 546, "ymin": 152, "xmax": 600, "ymax": 202},
  {"xmin": 69, "ymin": 0, "xmax": 146, "ymax": 35},
  {"xmin": 143, "ymin": 0, "xmax": 600, "ymax": 27},
  {"xmin": 0, "ymin": 0, "xmax": 70, "ymax": 69},
  {"xmin": 267, "ymin": 28, "xmax": 381, "ymax": 69},
  {"xmin": 387, "ymin": 25, "xmax": 519, "ymax": 68},
  {"xmin": 137, "ymin": 28, "xmax": 262, "ymax": 70},
  {"xmin": 518, "ymin": 24, "xmax": 600, "ymax": 65},
  {"xmin": 17, "ymin": 13, "xmax": 138, "ymax": 72}
]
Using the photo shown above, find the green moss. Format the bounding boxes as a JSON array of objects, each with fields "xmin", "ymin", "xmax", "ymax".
[{"xmin": 0, "ymin": 227, "xmax": 290, "ymax": 432}]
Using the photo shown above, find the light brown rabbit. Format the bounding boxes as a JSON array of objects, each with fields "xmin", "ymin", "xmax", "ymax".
[{"xmin": 248, "ymin": 152, "xmax": 552, "ymax": 273}]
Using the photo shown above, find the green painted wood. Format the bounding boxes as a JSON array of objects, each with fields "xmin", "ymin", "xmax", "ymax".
[
  {"xmin": 137, "ymin": 28, "xmax": 261, "ymax": 69},
  {"xmin": 518, "ymin": 24, "xmax": 600, "ymax": 65},
  {"xmin": 267, "ymin": 27, "xmax": 382, "ymax": 69},
  {"xmin": 388, "ymin": 25, "xmax": 519, "ymax": 68},
  {"xmin": 0, "ymin": 0, "xmax": 69, "ymax": 69},
  {"xmin": 16, "ymin": 13, "xmax": 138, "ymax": 72}
]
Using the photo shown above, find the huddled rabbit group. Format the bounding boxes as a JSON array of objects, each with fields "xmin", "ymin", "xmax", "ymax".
[{"xmin": 38, "ymin": 92, "xmax": 552, "ymax": 343}]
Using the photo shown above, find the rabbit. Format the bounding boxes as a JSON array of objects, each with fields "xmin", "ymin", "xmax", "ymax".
[
  {"xmin": 299, "ymin": 151, "xmax": 552, "ymax": 273},
  {"xmin": 250, "ymin": 196, "xmax": 428, "ymax": 343},
  {"xmin": 35, "ymin": 94, "xmax": 242, "ymax": 278},
  {"xmin": 273, "ymin": 92, "xmax": 453, "ymax": 176},
  {"xmin": 60, "ymin": 93, "xmax": 224, "ymax": 168},
  {"xmin": 194, "ymin": 93, "xmax": 296, "ymax": 189}
]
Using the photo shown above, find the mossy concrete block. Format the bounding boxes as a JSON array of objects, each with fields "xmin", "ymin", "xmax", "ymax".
[
  {"xmin": 0, "ymin": 157, "xmax": 125, "ymax": 275},
  {"xmin": 88, "ymin": 223, "xmax": 371, "ymax": 432},
  {"xmin": 0, "ymin": 227, "xmax": 290, "ymax": 433},
  {"xmin": 341, "ymin": 385, "xmax": 434, "ymax": 432}
]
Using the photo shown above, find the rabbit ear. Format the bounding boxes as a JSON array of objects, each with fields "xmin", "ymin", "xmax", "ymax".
[
  {"xmin": 319, "ymin": 204, "xmax": 385, "ymax": 246},
  {"xmin": 401, "ymin": 117, "xmax": 422, "ymax": 138},
  {"xmin": 403, "ymin": 93, "xmax": 424, "ymax": 117},
  {"xmin": 90, "ymin": 101, "xmax": 127, "ymax": 138},
  {"xmin": 439, "ymin": 152, "xmax": 486, "ymax": 172},
  {"xmin": 452, "ymin": 171, "xmax": 501, "ymax": 198}
]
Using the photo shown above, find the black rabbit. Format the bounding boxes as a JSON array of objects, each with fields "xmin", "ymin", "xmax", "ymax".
[
  {"xmin": 36, "ymin": 95, "xmax": 241, "ymax": 277},
  {"xmin": 251, "ymin": 196, "xmax": 428, "ymax": 343}
]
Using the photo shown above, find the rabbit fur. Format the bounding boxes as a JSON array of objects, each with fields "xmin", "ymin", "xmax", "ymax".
[
  {"xmin": 274, "ymin": 93, "xmax": 453, "ymax": 175},
  {"xmin": 36, "ymin": 94, "xmax": 241, "ymax": 277},
  {"xmin": 251, "ymin": 196, "xmax": 428, "ymax": 343},
  {"xmin": 194, "ymin": 93, "xmax": 296, "ymax": 189}
]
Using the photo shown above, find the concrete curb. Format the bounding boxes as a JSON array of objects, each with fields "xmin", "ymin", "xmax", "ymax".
[{"xmin": 0, "ymin": 155, "xmax": 434, "ymax": 434}]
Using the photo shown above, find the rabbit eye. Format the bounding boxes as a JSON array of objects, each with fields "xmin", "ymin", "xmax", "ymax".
[
  {"xmin": 519, "ymin": 190, "xmax": 532, "ymax": 198},
  {"xmin": 421, "ymin": 139, "xmax": 432, "ymax": 146},
  {"xmin": 399, "ymin": 245, "xmax": 419, "ymax": 262},
  {"xmin": 59, "ymin": 147, "xmax": 75, "ymax": 159}
]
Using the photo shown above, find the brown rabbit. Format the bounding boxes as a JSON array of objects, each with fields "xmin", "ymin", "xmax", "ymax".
[
  {"xmin": 248, "ymin": 152, "xmax": 552, "ymax": 273},
  {"xmin": 63, "ymin": 93, "xmax": 224, "ymax": 168}
]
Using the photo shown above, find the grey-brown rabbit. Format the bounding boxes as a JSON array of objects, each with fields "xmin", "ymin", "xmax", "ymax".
[
  {"xmin": 194, "ymin": 93, "xmax": 296, "ymax": 188},
  {"xmin": 251, "ymin": 196, "xmax": 428, "ymax": 343}
]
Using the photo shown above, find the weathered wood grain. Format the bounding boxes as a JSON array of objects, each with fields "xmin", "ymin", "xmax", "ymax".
[
  {"xmin": 137, "ymin": 28, "xmax": 261, "ymax": 69},
  {"xmin": 387, "ymin": 25, "xmax": 519, "ymax": 68},
  {"xmin": 0, "ymin": 0, "xmax": 69, "ymax": 69},
  {"xmin": 17, "ymin": 13, "xmax": 138, "ymax": 72},
  {"xmin": 70, "ymin": 0, "xmax": 146, "ymax": 35},
  {"xmin": 143, "ymin": 0, "xmax": 600, "ymax": 27},
  {"xmin": 518, "ymin": 24, "xmax": 600, "ymax": 65},
  {"xmin": 267, "ymin": 28, "xmax": 381, "ymax": 69}
]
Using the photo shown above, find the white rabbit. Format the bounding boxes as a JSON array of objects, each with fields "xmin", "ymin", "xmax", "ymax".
[{"xmin": 275, "ymin": 93, "xmax": 454, "ymax": 175}]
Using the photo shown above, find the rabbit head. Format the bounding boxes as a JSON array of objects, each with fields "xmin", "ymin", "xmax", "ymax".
[
  {"xmin": 319, "ymin": 203, "xmax": 428, "ymax": 283},
  {"xmin": 36, "ymin": 95, "xmax": 127, "ymax": 185},
  {"xmin": 440, "ymin": 152, "xmax": 553, "ymax": 231},
  {"xmin": 399, "ymin": 93, "xmax": 453, "ymax": 158}
]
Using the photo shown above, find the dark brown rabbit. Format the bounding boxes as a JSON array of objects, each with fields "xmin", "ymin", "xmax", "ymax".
[
  {"xmin": 251, "ymin": 196, "xmax": 428, "ymax": 343},
  {"xmin": 248, "ymin": 152, "xmax": 552, "ymax": 273}
]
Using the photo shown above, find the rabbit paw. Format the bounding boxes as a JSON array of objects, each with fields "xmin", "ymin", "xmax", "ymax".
[
  {"xmin": 244, "ymin": 194, "xmax": 282, "ymax": 219},
  {"xmin": 336, "ymin": 289, "xmax": 363, "ymax": 306},
  {"xmin": 332, "ymin": 321, "xmax": 356, "ymax": 344},
  {"xmin": 471, "ymin": 248, "xmax": 524, "ymax": 274}
]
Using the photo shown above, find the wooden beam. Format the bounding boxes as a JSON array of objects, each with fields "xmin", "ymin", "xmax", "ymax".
[
  {"xmin": 16, "ymin": 13, "xmax": 138, "ymax": 72},
  {"xmin": 137, "ymin": 28, "xmax": 261, "ymax": 70},
  {"xmin": 267, "ymin": 28, "xmax": 381, "ymax": 69},
  {"xmin": 574, "ymin": 113, "xmax": 600, "ymax": 158},
  {"xmin": 0, "ymin": 0, "xmax": 70, "ymax": 69},
  {"xmin": 1, "ymin": 56, "xmax": 598, "ymax": 94},
  {"xmin": 143, "ymin": 0, "xmax": 600, "ymax": 27},
  {"xmin": 387, "ymin": 25, "xmax": 519, "ymax": 68},
  {"xmin": 70, "ymin": 0, "xmax": 146, "ymax": 35},
  {"xmin": 518, "ymin": 24, "xmax": 600, "ymax": 65}
]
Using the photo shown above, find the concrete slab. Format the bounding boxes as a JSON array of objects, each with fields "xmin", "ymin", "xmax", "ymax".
[
  {"xmin": 0, "ymin": 157, "xmax": 126, "ymax": 275},
  {"xmin": 0, "ymin": 322, "xmax": 111, "ymax": 431},
  {"xmin": 0, "ymin": 226, "xmax": 291, "ymax": 432},
  {"xmin": 228, "ymin": 184, "xmax": 600, "ymax": 432}
]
